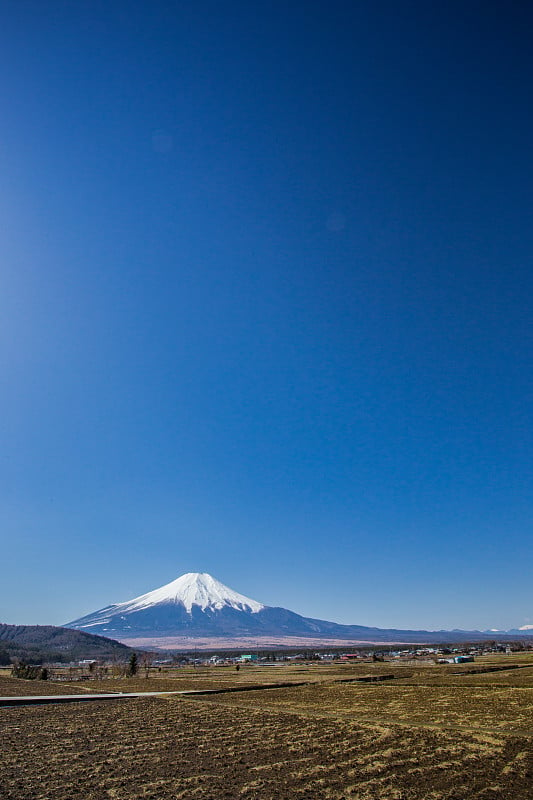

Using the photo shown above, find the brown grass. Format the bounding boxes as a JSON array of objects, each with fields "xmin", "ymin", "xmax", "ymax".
[{"xmin": 2, "ymin": 656, "xmax": 533, "ymax": 798}]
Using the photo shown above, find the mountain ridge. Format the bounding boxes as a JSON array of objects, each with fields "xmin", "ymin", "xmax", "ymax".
[
  {"xmin": 66, "ymin": 572, "xmax": 533, "ymax": 646},
  {"xmin": 0, "ymin": 624, "xmax": 134, "ymax": 665}
]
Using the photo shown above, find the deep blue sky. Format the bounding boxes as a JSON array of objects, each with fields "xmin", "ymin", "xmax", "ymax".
[{"xmin": 1, "ymin": 1, "xmax": 532, "ymax": 630}]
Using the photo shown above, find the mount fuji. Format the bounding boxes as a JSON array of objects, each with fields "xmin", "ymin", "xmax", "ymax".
[
  {"xmin": 66, "ymin": 572, "xmax": 339, "ymax": 640},
  {"xmin": 67, "ymin": 573, "xmax": 267, "ymax": 635},
  {"xmin": 65, "ymin": 572, "xmax": 529, "ymax": 647}
]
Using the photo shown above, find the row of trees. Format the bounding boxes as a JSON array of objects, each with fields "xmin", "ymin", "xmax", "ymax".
[
  {"xmin": 11, "ymin": 662, "xmax": 48, "ymax": 680},
  {"xmin": 9, "ymin": 652, "xmax": 149, "ymax": 681}
]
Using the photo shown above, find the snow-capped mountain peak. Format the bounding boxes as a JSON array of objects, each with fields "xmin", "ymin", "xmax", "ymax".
[
  {"xmin": 113, "ymin": 572, "xmax": 265, "ymax": 615},
  {"xmin": 66, "ymin": 571, "xmax": 533, "ymax": 645}
]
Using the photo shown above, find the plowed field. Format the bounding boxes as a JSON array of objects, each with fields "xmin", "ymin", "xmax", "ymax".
[{"xmin": 2, "ymin": 658, "xmax": 533, "ymax": 798}]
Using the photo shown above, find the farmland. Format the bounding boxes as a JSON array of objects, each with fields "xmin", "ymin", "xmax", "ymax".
[{"xmin": 2, "ymin": 655, "xmax": 533, "ymax": 798}]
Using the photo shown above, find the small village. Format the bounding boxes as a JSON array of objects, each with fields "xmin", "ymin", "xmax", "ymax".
[{"xmin": 11, "ymin": 639, "xmax": 529, "ymax": 682}]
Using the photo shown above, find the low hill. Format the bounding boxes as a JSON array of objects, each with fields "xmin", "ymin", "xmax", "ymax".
[{"xmin": 0, "ymin": 624, "xmax": 133, "ymax": 665}]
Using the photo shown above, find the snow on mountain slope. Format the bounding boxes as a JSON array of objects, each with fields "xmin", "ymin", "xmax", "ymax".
[
  {"xmin": 66, "ymin": 571, "xmax": 533, "ymax": 644},
  {"xmin": 118, "ymin": 572, "xmax": 265, "ymax": 614},
  {"xmin": 66, "ymin": 572, "xmax": 266, "ymax": 632}
]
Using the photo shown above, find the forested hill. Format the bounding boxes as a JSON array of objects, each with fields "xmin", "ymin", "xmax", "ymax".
[{"xmin": 0, "ymin": 624, "xmax": 133, "ymax": 664}]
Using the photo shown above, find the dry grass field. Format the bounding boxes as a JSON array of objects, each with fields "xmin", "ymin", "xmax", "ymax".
[
  {"xmin": 2, "ymin": 656, "xmax": 533, "ymax": 798},
  {"xmin": 0, "ymin": 674, "xmax": 86, "ymax": 696}
]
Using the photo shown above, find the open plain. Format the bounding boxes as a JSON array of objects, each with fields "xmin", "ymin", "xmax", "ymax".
[{"xmin": 2, "ymin": 655, "xmax": 533, "ymax": 799}]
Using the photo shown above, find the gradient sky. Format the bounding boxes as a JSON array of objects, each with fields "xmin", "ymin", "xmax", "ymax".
[{"xmin": 1, "ymin": 1, "xmax": 532, "ymax": 631}]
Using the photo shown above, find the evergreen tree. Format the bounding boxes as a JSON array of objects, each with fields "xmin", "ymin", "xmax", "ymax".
[{"xmin": 127, "ymin": 652, "xmax": 138, "ymax": 677}]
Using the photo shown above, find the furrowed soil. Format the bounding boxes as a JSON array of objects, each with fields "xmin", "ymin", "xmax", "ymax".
[
  {"xmin": 2, "ymin": 658, "xmax": 533, "ymax": 798},
  {"xmin": 0, "ymin": 675, "xmax": 87, "ymax": 696}
]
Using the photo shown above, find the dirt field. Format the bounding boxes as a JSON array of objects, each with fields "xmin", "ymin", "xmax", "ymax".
[
  {"xmin": 2, "ymin": 657, "xmax": 533, "ymax": 798},
  {"xmin": 0, "ymin": 661, "xmax": 414, "ymax": 695},
  {"xmin": 0, "ymin": 675, "xmax": 87, "ymax": 696}
]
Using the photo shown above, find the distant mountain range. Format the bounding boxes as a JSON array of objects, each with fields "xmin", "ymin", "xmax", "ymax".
[
  {"xmin": 0, "ymin": 624, "xmax": 133, "ymax": 665},
  {"xmin": 66, "ymin": 572, "xmax": 533, "ymax": 647}
]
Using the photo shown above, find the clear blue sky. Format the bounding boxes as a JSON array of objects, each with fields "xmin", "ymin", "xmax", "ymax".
[{"xmin": 1, "ymin": 1, "xmax": 532, "ymax": 631}]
